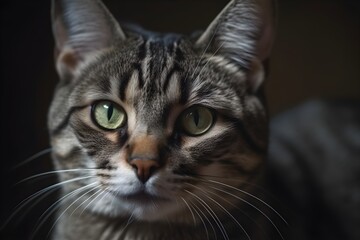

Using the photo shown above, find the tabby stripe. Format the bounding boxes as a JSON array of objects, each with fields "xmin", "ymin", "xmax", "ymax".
[
  {"xmin": 96, "ymin": 75, "xmax": 111, "ymax": 94},
  {"xmin": 174, "ymin": 41, "xmax": 184, "ymax": 62},
  {"xmin": 87, "ymin": 149, "xmax": 97, "ymax": 157},
  {"xmin": 179, "ymin": 75, "xmax": 190, "ymax": 104},
  {"xmin": 160, "ymin": 104, "xmax": 171, "ymax": 127},
  {"xmin": 51, "ymin": 106, "xmax": 87, "ymax": 136},
  {"xmin": 162, "ymin": 64, "xmax": 180, "ymax": 93},
  {"xmin": 137, "ymin": 40, "xmax": 147, "ymax": 60},
  {"xmin": 168, "ymin": 43, "xmax": 175, "ymax": 55},
  {"xmin": 133, "ymin": 63, "xmax": 144, "ymax": 88},
  {"xmin": 98, "ymin": 159, "xmax": 115, "ymax": 170},
  {"xmin": 148, "ymin": 41, "xmax": 158, "ymax": 83},
  {"xmin": 135, "ymin": 40, "xmax": 147, "ymax": 89},
  {"xmin": 161, "ymin": 55, "xmax": 168, "ymax": 74},
  {"xmin": 119, "ymin": 71, "xmax": 132, "ymax": 101}
]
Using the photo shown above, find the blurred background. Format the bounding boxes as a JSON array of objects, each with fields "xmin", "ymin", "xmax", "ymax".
[{"xmin": 1, "ymin": 0, "xmax": 359, "ymax": 239}]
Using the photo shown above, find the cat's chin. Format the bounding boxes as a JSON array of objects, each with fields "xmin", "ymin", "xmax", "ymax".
[
  {"xmin": 86, "ymin": 191, "xmax": 182, "ymax": 222},
  {"xmin": 120, "ymin": 195, "xmax": 181, "ymax": 222}
]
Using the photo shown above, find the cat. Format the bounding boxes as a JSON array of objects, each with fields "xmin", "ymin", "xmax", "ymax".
[
  {"xmin": 48, "ymin": 0, "xmax": 282, "ymax": 239},
  {"xmin": 267, "ymin": 99, "xmax": 360, "ymax": 240}
]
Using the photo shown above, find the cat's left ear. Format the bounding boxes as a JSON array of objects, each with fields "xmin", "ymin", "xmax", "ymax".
[
  {"xmin": 195, "ymin": 0, "xmax": 276, "ymax": 92},
  {"xmin": 51, "ymin": 0, "xmax": 126, "ymax": 82}
]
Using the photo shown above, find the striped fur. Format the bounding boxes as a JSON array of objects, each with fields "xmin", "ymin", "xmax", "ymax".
[{"xmin": 48, "ymin": 0, "xmax": 278, "ymax": 239}]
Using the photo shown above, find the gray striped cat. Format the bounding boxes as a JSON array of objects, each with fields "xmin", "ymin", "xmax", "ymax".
[{"xmin": 49, "ymin": 0, "xmax": 281, "ymax": 239}]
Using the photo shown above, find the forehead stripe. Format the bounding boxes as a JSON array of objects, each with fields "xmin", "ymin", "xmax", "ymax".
[
  {"xmin": 179, "ymin": 75, "xmax": 190, "ymax": 104},
  {"xmin": 119, "ymin": 71, "xmax": 132, "ymax": 101},
  {"xmin": 133, "ymin": 63, "xmax": 144, "ymax": 89},
  {"xmin": 162, "ymin": 64, "xmax": 180, "ymax": 93}
]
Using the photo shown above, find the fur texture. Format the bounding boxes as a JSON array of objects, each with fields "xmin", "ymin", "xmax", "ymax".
[{"xmin": 48, "ymin": 0, "xmax": 280, "ymax": 239}]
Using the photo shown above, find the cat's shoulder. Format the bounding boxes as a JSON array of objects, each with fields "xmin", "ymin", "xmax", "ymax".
[{"xmin": 267, "ymin": 99, "xmax": 360, "ymax": 240}]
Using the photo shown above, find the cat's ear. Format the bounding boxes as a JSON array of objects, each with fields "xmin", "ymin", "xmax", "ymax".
[
  {"xmin": 51, "ymin": 0, "xmax": 126, "ymax": 81},
  {"xmin": 195, "ymin": 0, "xmax": 276, "ymax": 92}
]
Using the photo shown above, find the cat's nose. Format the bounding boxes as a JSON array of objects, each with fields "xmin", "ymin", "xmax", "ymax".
[
  {"xmin": 130, "ymin": 158, "xmax": 160, "ymax": 183},
  {"xmin": 127, "ymin": 134, "xmax": 163, "ymax": 183}
]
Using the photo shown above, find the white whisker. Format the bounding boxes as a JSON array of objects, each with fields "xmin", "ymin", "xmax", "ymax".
[
  {"xmin": 180, "ymin": 197, "xmax": 196, "ymax": 226},
  {"xmin": 187, "ymin": 183, "xmax": 251, "ymax": 240},
  {"xmin": 209, "ymin": 185, "xmax": 285, "ymax": 240},
  {"xmin": 190, "ymin": 199, "xmax": 214, "ymax": 240},
  {"xmin": 12, "ymin": 148, "xmax": 52, "ymax": 170},
  {"xmin": 185, "ymin": 189, "xmax": 229, "ymax": 240},
  {"xmin": 79, "ymin": 188, "xmax": 105, "ymax": 216},
  {"xmin": 69, "ymin": 186, "xmax": 107, "ymax": 217},
  {"xmin": 194, "ymin": 41, "xmax": 225, "ymax": 83},
  {"xmin": 30, "ymin": 182, "xmax": 98, "ymax": 240},
  {"xmin": 190, "ymin": 20, "xmax": 221, "ymax": 80},
  {"xmin": 199, "ymin": 185, "xmax": 264, "ymax": 234},
  {"xmin": 0, "ymin": 175, "xmax": 95, "ymax": 231},
  {"xmin": 43, "ymin": 184, "xmax": 100, "ymax": 239},
  {"xmin": 16, "ymin": 168, "xmax": 96, "ymax": 185},
  {"xmin": 2, "ymin": 186, "xmax": 58, "ymax": 231},
  {"xmin": 206, "ymin": 179, "xmax": 288, "ymax": 225}
]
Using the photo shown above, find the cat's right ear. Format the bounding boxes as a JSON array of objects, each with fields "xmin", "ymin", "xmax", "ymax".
[{"xmin": 51, "ymin": 0, "xmax": 126, "ymax": 82}]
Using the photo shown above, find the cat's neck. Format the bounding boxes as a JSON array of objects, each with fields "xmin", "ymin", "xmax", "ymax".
[
  {"xmin": 52, "ymin": 201, "xmax": 271, "ymax": 240},
  {"xmin": 53, "ymin": 208, "xmax": 206, "ymax": 240}
]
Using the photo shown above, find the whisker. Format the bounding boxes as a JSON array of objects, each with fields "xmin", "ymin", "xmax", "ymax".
[
  {"xmin": 180, "ymin": 197, "xmax": 196, "ymax": 226},
  {"xmin": 185, "ymin": 189, "xmax": 229, "ymax": 240},
  {"xmin": 3, "ymin": 186, "xmax": 58, "ymax": 229},
  {"xmin": 30, "ymin": 182, "xmax": 98, "ymax": 240},
  {"xmin": 79, "ymin": 188, "xmax": 106, "ymax": 216},
  {"xmin": 190, "ymin": 199, "xmax": 214, "ymax": 240},
  {"xmin": 122, "ymin": 213, "xmax": 135, "ymax": 232},
  {"xmin": 205, "ymin": 179, "xmax": 288, "ymax": 225},
  {"xmin": 181, "ymin": 18, "xmax": 221, "ymax": 100},
  {"xmin": 187, "ymin": 183, "xmax": 251, "ymax": 240},
  {"xmin": 209, "ymin": 185, "xmax": 285, "ymax": 240},
  {"xmin": 0, "ymin": 175, "xmax": 94, "ymax": 231},
  {"xmin": 95, "ymin": 187, "xmax": 112, "ymax": 208},
  {"xmin": 12, "ymin": 148, "xmax": 52, "ymax": 170},
  {"xmin": 69, "ymin": 187, "xmax": 109, "ymax": 217},
  {"xmin": 193, "ymin": 41, "xmax": 225, "ymax": 82},
  {"xmin": 42, "ymin": 184, "xmax": 100, "ymax": 240},
  {"xmin": 199, "ymin": 185, "xmax": 265, "ymax": 237},
  {"xmin": 190, "ymin": 19, "xmax": 221, "ymax": 80},
  {"xmin": 15, "ymin": 168, "xmax": 97, "ymax": 185}
]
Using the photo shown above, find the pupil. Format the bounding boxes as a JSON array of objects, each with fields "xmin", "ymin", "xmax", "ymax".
[
  {"xmin": 107, "ymin": 104, "xmax": 113, "ymax": 121},
  {"xmin": 193, "ymin": 110, "xmax": 200, "ymax": 127}
]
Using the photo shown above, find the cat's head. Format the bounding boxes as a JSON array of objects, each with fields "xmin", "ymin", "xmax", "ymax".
[{"xmin": 49, "ymin": 0, "xmax": 275, "ymax": 222}]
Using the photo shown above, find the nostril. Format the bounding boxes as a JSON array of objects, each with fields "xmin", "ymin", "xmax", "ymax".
[
  {"xmin": 130, "ymin": 159, "xmax": 160, "ymax": 183},
  {"xmin": 149, "ymin": 165, "xmax": 157, "ymax": 175},
  {"xmin": 130, "ymin": 162, "xmax": 138, "ymax": 170}
]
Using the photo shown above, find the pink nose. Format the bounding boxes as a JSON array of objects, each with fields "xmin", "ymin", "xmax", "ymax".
[{"xmin": 130, "ymin": 159, "xmax": 160, "ymax": 183}]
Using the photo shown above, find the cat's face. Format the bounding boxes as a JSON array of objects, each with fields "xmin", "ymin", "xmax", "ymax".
[{"xmin": 49, "ymin": 0, "xmax": 274, "ymax": 223}]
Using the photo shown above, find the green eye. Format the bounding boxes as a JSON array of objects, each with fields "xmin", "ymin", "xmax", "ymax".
[
  {"xmin": 180, "ymin": 106, "xmax": 214, "ymax": 136},
  {"xmin": 91, "ymin": 101, "xmax": 126, "ymax": 130}
]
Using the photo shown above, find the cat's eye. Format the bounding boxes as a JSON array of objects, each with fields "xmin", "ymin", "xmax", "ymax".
[
  {"xmin": 91, "ymin": 101, "xmax": 126, "ymax": 130},
  {"xmin": 180, "ymin": 106, "xmax": 214, "ymax": 136}
]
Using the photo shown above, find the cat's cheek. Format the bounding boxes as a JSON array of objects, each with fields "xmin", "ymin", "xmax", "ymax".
[{"xmin": 51, "ymin": 130, "xmax": 82, "ymax": 158}]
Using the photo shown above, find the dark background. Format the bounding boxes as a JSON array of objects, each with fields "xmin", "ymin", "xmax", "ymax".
[{"xmin": 1, "ymin": 0, "xmax": 359, "ymax": 239}]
